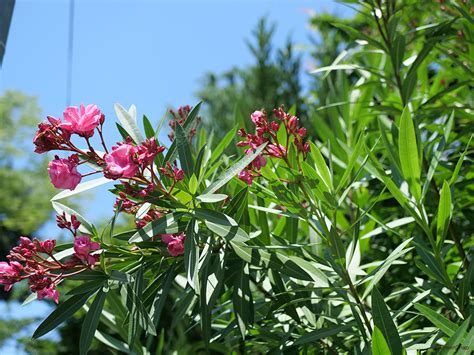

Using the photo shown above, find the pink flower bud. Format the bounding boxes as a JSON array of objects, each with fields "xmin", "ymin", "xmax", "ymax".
[
  {"xmin": 174, "ymin": 168, "xmax": 185, "ymax": 181},
  {"xmin": 252, "ymin": 155, "xmax": 267, "ymax": 170},
  {"xmin": 238, "ymin": 170, "xmax": 253, "ymax": 185},
  {"xmin": 303, "ymin": 142, "xmax": 310, "ymax": 153},
  {"xmin": 48, "ymin": 157, "xmax": 82, "ymax": 190},
  {"xmin": 104, "ymin": 144, "xmax": 139, "ymax": 179},
  {"xmin": 271, "ymin": 121, "xmax": 280, "ymax": 131},
  {"xmin": 71, "ymin": 214, "xmax": 81, "ymax": 230},
  {"xmin": 298, "ymin": 127, "xmax": 307, "ymax": 137},
  {"xmin": 267, "ymin": 144, "xmax": 287, "ymax": 158},
  {"xmin": 39, "ymin": 240, "xmax": 56, "ymax": 254},
  {"xmin": 250, "ymin": 110, "xmax": 266, "ymax": 126},
  {"xmin": 237, "ymin": 128, "xmax": 247, "ymax": 137},
  {"xmin": 288, "ymin": 116, "xmax": 299, "ymax": 132},
  {"xmin": 60, "ymin": 104, "xmax": 102, "ymax": 137}
]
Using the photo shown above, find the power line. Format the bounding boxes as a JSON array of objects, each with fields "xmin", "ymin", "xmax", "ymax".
[{"xmin": 66, "ymin": 0, "xmax": 75, "ymax": 106}]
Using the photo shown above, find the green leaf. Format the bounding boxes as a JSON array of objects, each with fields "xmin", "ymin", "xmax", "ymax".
[
  {"xmin": 450, "ymin": 136, "xmax": 472, "ymax": 185},
  {"xmin": 94, "ymin": 331, "xmax": 130, "ymax": 353},
  {"xmin": 292, "ymin": 325, "xmax": 351, "ymax": 346},
  {"xmin": 114, "ymin": 103, "xmax": 144, "ymax": 144},
  {"xmin": 196, "ymin": 193, "xmax": 227, "ymax": 203},
  {"xmin": 398, "ymin": 107, "xmax": 421, "ymax": 201},
  {"xmin": 224, "ymin": 187, "xmax": 248, "ymax": 223},
  {"xmin": 441, "ymin": 316, "xmax": 471, "ymax": 354},
  {"xmin": 203, "ymin": 143, "xmax": 267, "ymax": 194},
  {"xmin": 372, "ymin": 326, "xmax": 391, "ymax": 355},
  {"xmin": 175, "ymin": 123, "xmax": 194, "ymax": 178},
  {"xmin": 184, "ymin": 220, "xmax": 199, "ymax": 292},
  {"xmin": 128, "ymin": 212, "xmax": 184, "ymax": 243},
  {"xmin": 371, "ymin": 288, "xmax": 403, "ymax": 355},
  {"xmin": 436, "ymin": 181, "xmax": 452, "ymax": 250},
  {"xmin": 390, "ymin": 35, "xmax": 405, "ymax": 73},
  {"xmin": 142, "ymin": 114, "xmax": 155, "ymax": 139},
  {"xmin": 67, "ymin": 280, "xmax": 106, "ymax": 295},
  {"xmin": 309, "ymin": 142, "xmax": 332, "ymax": 190},
  {"xmin": 209, "ymin": 125, "xmax": 237, "ymax": 164},
  {"xmin": 414, "ymin": 304, "xmax": 458, "ymax": 337},
  {"xmin": 233, "ymin": 261, "xmax": 254, "ymax": 338},
  {"xmin": 33, "ymin": 292, "xmax": 92, "ymax": 339},
  {"xmin": 150, "ymin": 264, "xmax": 176, "ymax": 327},
  {"xmin": 361, "ymin": 238, "xmax": 413, "ymax": 299},
  {"xmin": 195, "ymin": 208, "xmax": 249, "ymax": 242},
  {"xmin": 80, "ymin": 287, "xmax": 108, "ymax": 355},
  {"xmin": 188, "ymin": 174, "xmax": 198, "ymax": 195},
  {"xmin": 51, "ymin": 177, "xmax": 112, "ymax": 202}
]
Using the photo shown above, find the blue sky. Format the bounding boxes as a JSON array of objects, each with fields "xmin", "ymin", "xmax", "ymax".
[
  {"xmin": 0, "ymin": 0, "xmax": 350, "ymax": 351},
  {"xmin": 1, "ymin": 0, "xmax": 351, "ymax": 228}
]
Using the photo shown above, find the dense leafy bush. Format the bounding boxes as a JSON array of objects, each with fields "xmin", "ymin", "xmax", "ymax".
[{"xmin": 1, "ymin": 0, "xmax": 473, "ymax": 353}]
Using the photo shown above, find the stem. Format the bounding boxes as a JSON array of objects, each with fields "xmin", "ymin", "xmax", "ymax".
[{"xmin": 98, "ymin": 125, "xmax": 109, "ymax": 153}]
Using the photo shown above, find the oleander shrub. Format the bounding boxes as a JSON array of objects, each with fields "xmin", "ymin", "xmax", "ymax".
[{"xmin": 0, "ymin": 0, "xmax": 473, "ymax": 353}]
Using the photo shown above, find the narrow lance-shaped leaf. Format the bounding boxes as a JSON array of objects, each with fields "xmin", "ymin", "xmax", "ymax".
[
  {"xmin": 398, "ymin": 107, "xmax": 421, "ymax": 201},
  {"xmin": 371, "ymin": 288, "xmax": 403, "ymax": 355},
  {"xmin": 80, "ymin": 287, "xmax": 108, "ymax": 355},
  {"xmin": 114, "ymin": 103, "xmax": 145, "ymax": 144},
  {"xmin": 436, "ymin": 181, "xmax": 452, "ymax": 251},
  {"xmin": 372, "ymin": 326, "xmax": 391, "ymax": 355},
  {"xmin": 175, "ymin": 123, "xmax": 194, "ymax": 178},
  {"xmin": 51, "ymin": 177, "xmax": 112, "ymax": 201},
  {"xmin": 142, "ymin": 114, "xmax": 155, "ymax": 139},
  {"xmin": 184, "ymin": 219, "xmax": 199, "ymax": 293},
  {"xmin": 33, "ymin": 292, "xmax": 92, "ymax": 339},
  {"xmin": 233, "ymin": 261, "xmax": 254, "ymax": 338},
  {"xmin": 203, "ymin": 143, "xmax": 267, "ymax": 194},
  {"xmin": 128, "ymin": 212, "xmax": 184, "ymax": 243},
  {"xmin": 195, "ymin": 208, "xmax": 249, "ymax": 242},
  {"xmin": 414, "ymin": 303, "xmax": 459, "ymax": 337}
]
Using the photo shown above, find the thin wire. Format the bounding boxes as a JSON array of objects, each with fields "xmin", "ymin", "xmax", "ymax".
[{"xmin": 66, "ymin": 0, "xmax": 74, "ymax": 106}]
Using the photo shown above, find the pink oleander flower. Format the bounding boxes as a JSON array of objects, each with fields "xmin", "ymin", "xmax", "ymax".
[
  {"xmin": 36, "ymin": 284, "xmax": 59, "ymax": 304},
  {"xmin": 60, "ymin": 104, "xmax": 102, "ymax": 137},
  {"xmin": 74, "ymin": 236, "xmax": 100, "ymax": 266},
  {"xmin": 267, "ymin": 144, "xmax": 287, "ymax": 158},
  {"xmin": 104, "ymin": 144, "xmax": 139, "ymax": 179},
  {"xmin": 161, "ymin": 233, "xmax": 185, "ymax": 257},
  {"xmin": 239, "ymin": 170, "xmax": 253, "ymax": 185},
  {"xmin": 48, "ymin": 156, "xmax": 82, "ymax": 190},
  {"xmin": 0, "ymin": 261, "xmax": 23, "ymax": 291}
]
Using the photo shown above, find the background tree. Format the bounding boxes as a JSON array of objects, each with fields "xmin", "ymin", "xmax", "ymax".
[
  {"xmin": 0, "ymin": 90, "xmax": 55, "ymax": 299},
  {"xmin": 197, "ymin": 17, "xmax": 303, "ymax": 142}
]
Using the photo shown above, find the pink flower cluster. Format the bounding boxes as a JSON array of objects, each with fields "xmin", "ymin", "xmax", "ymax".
[
  {"xmin": 0, "ymin": 214, "xmax": 100, "ymax": 303},
  {"xmin": 167, "ymin": 105, "xmax": 200, "ymax": 142},
  {"xmin": 237, "ymin": 108, "xmax": 310, "ymax": 185},
  {"xmin": 33, "ymin": 104, "xmax": 167, "ymax": 191}
]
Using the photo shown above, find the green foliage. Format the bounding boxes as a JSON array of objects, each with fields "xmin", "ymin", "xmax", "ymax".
[{"xmin": 8, "ymin": 0, "xmax": 474, "ymax": 353}]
